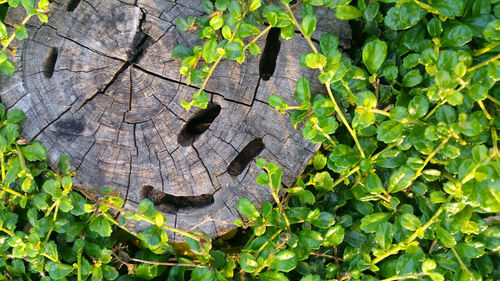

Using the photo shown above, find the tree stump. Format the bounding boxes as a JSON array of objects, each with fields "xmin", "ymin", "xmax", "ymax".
[{"xmin": 0, "ymin": 0, "xmax": 351, "ymax": 241}]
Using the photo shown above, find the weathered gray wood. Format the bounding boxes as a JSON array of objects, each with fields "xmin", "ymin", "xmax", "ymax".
[{"xmin": 0, "ymin": 0, "xmax": 350, "ymax": 241}]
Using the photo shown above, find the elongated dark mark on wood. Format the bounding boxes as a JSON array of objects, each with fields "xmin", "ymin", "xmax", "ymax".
[
  {"xmin": 66, "ymin": 0, "xmax": 81, "ymax": 12},
  {"xmin": 43, "ymin": 47, "xmax": 58, "ymax": 78},
  {"xmin": 228, "ymin": 138, "xmax": 265, "ymax": 177},
  {"xmin": 178, "ymin": 102, "xmax": 221, "ymax": 146},
  {"xmin": 141, "ymin": 185, "xmax": 214, "ymax": 213},
  {"xmin": 259, "ymin": 27, "xmax": 281, "ymax": 81}
]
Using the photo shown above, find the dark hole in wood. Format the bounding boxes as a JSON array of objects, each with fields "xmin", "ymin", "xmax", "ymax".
[
  {"xmin": 141, "ymin": 185, "xmax": 214, "ymax": 214},
  {"xmin": 43, "ymin": 47, "xmax": 58, "ymax": 79},
  {"xmin": 227, "ymin": 138, "xmax": 265, "ymax": 177},
  {"xmin": 177, "ymin": 102, "xmax": 221, "ymax": 147},
  {"xmin": 66, "ymin": 0, "xmax": 81, "ymax": 12},
  {"xmin": 259, "ymin": 27, "xmax": 281, "ymax": 81},
  {"xmin": 54, "ymin": 118, "xmax": 84, "ymax": 135}
]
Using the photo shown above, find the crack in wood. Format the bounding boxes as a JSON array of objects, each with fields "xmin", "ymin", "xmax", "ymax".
[
  {"xmin": 42, "ymin": 47, "xmax": 58, "ymax": 78},
  {"xmin": 66, "ymin": 0, "xmax": 81, "ymax": 12},
  {"xmin": 259, "ymin": 27, "xmax": 281, "ymax": 81},
  {"xmin": 227, "ymin": 138, "xmax": 265, "ymax": 177},
  {"xmin": 141, "ymin": 185, "xmax": 214, "ymax": 214},
  {"xmin": 177, "ymin": 102, "xmax": 221, "ymax": 147}
]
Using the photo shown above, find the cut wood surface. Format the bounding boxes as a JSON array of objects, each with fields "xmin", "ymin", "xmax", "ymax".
[{"xmin": 0, "ymin": 0, "xmax": 351, "ymax": 241}]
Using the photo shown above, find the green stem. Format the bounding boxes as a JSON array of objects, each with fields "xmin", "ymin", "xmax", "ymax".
[
  {"xmin": 372, "ymin": 200, "xmax": 448, "ymax": 265},
  {"xmin": 467, "ymin": 53, "xmax": 500, "ymax": 72},
  {"xmin": 1, "ymin": 184, "xmax": 25, "ymax": 198},
  {"xmin": 412, "ymin": 0, "xmax": 440, "ymax": 14},
  {"xmin": 424, "ymin": 99, "xmax": 446, "ymax": 121},
  {"xmin": 0, "ymin": 226, "xmax": 14, "ymax": 236},
  {"xmin": 473, "ymin": 42, "xmax": 500, "ymax": 56},
  {"xmin": 99, "ymin": 201, "xmax": 202, "ymax": 241},
  {"xmin": 487, "ymin": 94, "xmax": 500, "ymax": 106},
  {"xmin": 492, "ymin": 125, "xmax": 499, "ymax": 159},
  {"xmin": 1, "ymin": 14, "xmax": 33, "ymax": 52},
  {"xmin": 477, "ymin": 100, "xmax": 492, "ymax": 120},
  {"xmin": 451, "ymin": 246, "xmax": 476, "ymax": 280},
  {"xmin": 369, "ymin": 108, "xmax": 390, "ymax": 117},
  {"xmin": 381, "ymin": 273, "xmax": 427, "ymax": 281},
  {"xmin": 411, "ymin": 134, "xmax": 452, "ymax": 182},
  {"xmin": 243, "ymin": 25, "xmax": 272, "ymax": 51},
  {"xmin": 77, "ymin": 249, "xmax": 82, "ymax": 281},
  {"xmin": 284, "ymin": 3, "xmax": 366, "ymax": 159},
  {"xmin": 0, "ymin": 151, "xmax": 5, "ymax": 183}
]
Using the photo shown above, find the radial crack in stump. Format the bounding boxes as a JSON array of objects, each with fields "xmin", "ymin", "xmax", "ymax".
[{"xmin": 0, "ymin": 0, "xmax": 351, "ymax": 242}]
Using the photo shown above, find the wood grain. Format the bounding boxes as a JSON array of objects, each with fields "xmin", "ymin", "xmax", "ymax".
[{"xmin": 0, "ymin": 0, "xmax": 350, "ymax": 241}]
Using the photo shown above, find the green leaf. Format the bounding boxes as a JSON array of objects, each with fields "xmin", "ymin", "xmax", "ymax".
[
  {"xmin": 7, "ymin": 109, "xmax": 26, "ymax": 123},
  {"xmin": 441, "ymin": 24, "xmax": 473, "ymax": 48},
  {"xmin": 268, "ymin": 94, "xmax": 287, "ymax": 112},
  {"xmin": 0, "ymin": 21, "xmax": 7, "ymax": 40},
  {"xmin": 402, "ymin": 69, "xmax": 423, "ymax": 87},
  {"xmin": 360, "ymin": 213, "xmax": 392, "ymax": 233},
  {"xmin": 362, "ymin": 39, "xmax": 387, "ymax": 75},
  {"xmin": 400, "ymin": 213, "xmax": 422, "ymax": 231},
  {"xmin": 313, "ymin": 171, "xmax": 333, "ymax": 191},
  {"xmin": 42, "ymin": 179, "xmax": 62, "ymax": 199},
  {"xmin": 0, "ymin": 60, "xmax": 16, "ymax": 76},
  {"xmin": 256, "ymin": 173, "xmax": 269, "ymax": 185},
  {"xmin": 364, "ymin": 2, "xmax": 379, "ymax": 22},
  {"xmin": 172, "ymin": 45, "xmax": 193, "ymax": 59},
  {"xmin": 236, "ymin": 23, "xmax": 260, "ymax": 38},
  {"xmin": 435, "ymin": 225, "xmax": 456, "ymax": 247},
  {"xmin": 301, "ymin": 15, "xmax": 317, "ymax": 36},
  {"xmin": 0, "ymin": 51, "xmax": 7, "ymax": 65},
  {"xmin": 21, "ymin": 0, "xmax": 34, "ymax": 13},
  {"xmin": 248, "ymin": 42, "xmax": 261, "ymax": 55},
  {"xmin": 377, "ymin": 120, "xmax": 403, "ymax": 143},
  {"xmin": 319, "ymin": 33, "xmax": 339, "ymax": 60},
  {"xmin": 335, "ymin": 5, "xmax": 362, "ymax": 20},
  {"xmin": 139, "ymin": 199, "xmax": 155, "ymax": 218},
  {"xmin": 225, "ymin": 42, "xmax": 243, "ymax": 60},
  {"xmin": 238, "ymin": 198, "xmax": 259, "ymax": 220},
  {"xmin": 273, "ymin": 249, "xmax": 297, "ymax": 272},
  {"xmin": 20, "ymin": 142, "xmax": 47, "ymax": 161},
  {"xmin": 202, "ymin": 39, "xmax": 218, "ymax": 63},
  {"xmin": 304, "ymin": 53, "xmax": 327, "ymax": 69},
  {"xmin": 14, "ymin": 24, "xmax": 27, "ymax": 40},
  {"xmin": 239, "ymin": 253, "xmax": 258, "ymax": 273},
  {"xmin": 430, "ymin": 0, "xmax": 465, "ymax": 18},
  {"xmin": 408, "ymin": 95, "xmax": 429, "ymax": 119},
  {"xmin": 364, "ymin": 173, "xmax": 384, "ymax": 195},
  {"xmin": 375, "ymin": 222, "xmax": 394, "ymax": 250},
  {"xmin": 8, "ymin": 0, "xmax": 21, "ymax": 8},
  {"xmin": 249, "ymin": 0, "xmax": 261, "ymax": 11},
  {"xmin": 209, "ymin": 15, "xmax": 223, "ymax": 30},
  {"xmin": 384, "ymin": 2, "xmax": 425, "ymax": 30},
  {"xmin": 89, "ymin": 216, "xmax": 112, "ymax": 237},
  {"xmin": 298, "ymin": 229, "xmax": 323, "ymax": 249},
  {"xmin": 47, "ymin": 262, "xmax": 74, "ymax": 280},
  {"xmin": 259, "ymin": 271, "xmax": 289, "ymax": 281},
  {"xmin": 388, "ymin": 166, "xmax": 416, "ymax": 193},
  {"xmin": 313, "ymin": 154, "xmax": 327, "ymax": 170},
  {"xmin": 427, "ymin": 18, "xmax": 443, "ymax": 38},
  {"xmin": 324, "ymin": 225, "xmax": 344, "ymax": 246}
]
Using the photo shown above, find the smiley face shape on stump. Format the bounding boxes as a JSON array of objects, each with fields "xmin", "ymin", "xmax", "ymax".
[{"xmin": 0, "ymin": 0, "xmax": 351, "ymax": 241}]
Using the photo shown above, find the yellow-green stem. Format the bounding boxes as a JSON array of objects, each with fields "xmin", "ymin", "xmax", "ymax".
[
  {"xmin": 243, "ymin": 25, "xmax": 272, "ymax": 51},
  {"xmin": 284, "ymin": 3, "xmax": 366, "ymax": 158},
  {"xmin": 372, "ymin": 199, "xmax": 448, "ymax": 265},
  {"xmin": 411, "ymin": 134, "xmax": 452, "ymax": 182},
  {"xmin": 369, "ymin": 108, "xmax": 390, "ymax": 117},
  {"xmin": 424, "ymin": 99, "xmax": 446, "ymax": 121},
  {"xmin": 381, "ymin": 273, "xmax": 427, "ymax": 281},
  {"xmin": 487, "ymin": 94, "xmax": 500, "ymax": 106},
  {"xmin": 0, "ymin": 226, "xmax": 14, "ymax": 236},
  {"xmin": 477, "ymin": 100, "xmax": 492, "ymax": 120},
  {"xmin": 467, "ymin": 53, "xmax": 500, "ymax": 72},
  {"xmin": 1, "ymin": 14, "xmax": 33, "ymax": 52},
  {"xmin": 451, "ymin": 246, "xmax": 476, "ymax": 281},
  {"xmin": 473, "ymin": 42, "xmax": 500, "ymax": 56}
]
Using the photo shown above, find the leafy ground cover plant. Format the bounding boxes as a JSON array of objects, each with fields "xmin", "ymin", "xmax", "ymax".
[
  {"xmin": 0, "ymin": 0, "xmax": 49, "ymax": 75},
  {"xmin": 0, "ymin": 0, "xmax": 499, "ymax": 280}
]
